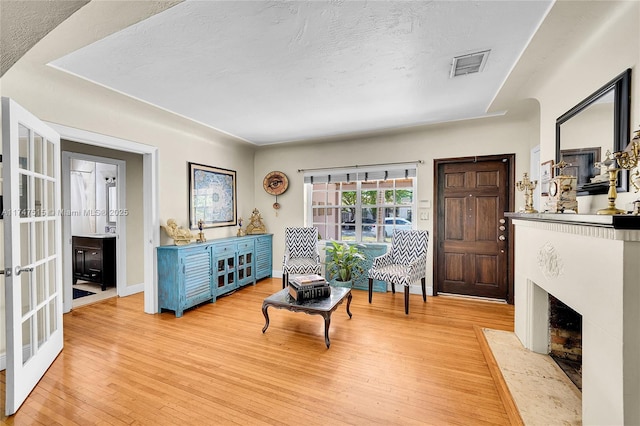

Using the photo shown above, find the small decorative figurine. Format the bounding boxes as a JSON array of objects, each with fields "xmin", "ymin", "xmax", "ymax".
[
  {"xmin": 245, "ymin": 208, "xmax": 267, "ymax": 234},
  {"xmin": 196, "ymin": 219, "xmax": 206, "ymax": 243},
  {"xmin": 516, "ymin": 172, "xmax": 538, "ymax": 213},
  {"xmin": 237, "ymin": 217, "xmax": 246, "ymax": 237},
  {"xmin": 162, "ymin": 219, "xmax": 195, "ymax": 245}
]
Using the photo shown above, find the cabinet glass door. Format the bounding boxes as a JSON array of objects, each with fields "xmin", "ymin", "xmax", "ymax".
[{"xmin": 215, "ymin": 251, "xmax": 236, "ymax": 295}]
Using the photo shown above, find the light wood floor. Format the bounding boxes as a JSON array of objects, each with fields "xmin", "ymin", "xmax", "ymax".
[{"xmin": 2, "ymin": 278, "xmax": 515, "ymax": 425}]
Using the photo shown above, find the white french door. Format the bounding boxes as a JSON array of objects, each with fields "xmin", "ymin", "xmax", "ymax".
[{"xmin": 1, "ymin": 97, "xmax": 63, "ymax": 415}]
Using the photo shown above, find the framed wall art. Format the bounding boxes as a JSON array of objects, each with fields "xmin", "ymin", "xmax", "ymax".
[
  {"xmin": 540, "ymin": 160, "xmax": 554, "ymax": 195},
  {"xmin": 188, "ymin": 162, "xmax": 237, "ymax": 229}
]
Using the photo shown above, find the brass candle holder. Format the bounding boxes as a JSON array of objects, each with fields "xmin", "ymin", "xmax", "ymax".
[
  {"xmin": 516, "ymin": 172, "xmax": 537, "ymax": 213},
  {"xmin": 597, "ymin": 128, "xmax": 640, "ymax": 215},
  {"xmin": 196, "ymin": 219, "xmax": 207, "ymax": 243}
]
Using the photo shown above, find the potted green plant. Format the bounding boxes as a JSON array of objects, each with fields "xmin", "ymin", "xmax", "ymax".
[{"xmin": 324, "ymin": 241, "xmax": 366, "ymax": 287}]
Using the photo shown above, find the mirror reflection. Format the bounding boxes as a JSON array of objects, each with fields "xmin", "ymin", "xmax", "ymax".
[
  {"xmin": 556, "ymin": 69, "xmax": 631, "ymax": 195},
  {"xmin": 107, "ymin": 183, "xmax": 117, "ymax": 225}
]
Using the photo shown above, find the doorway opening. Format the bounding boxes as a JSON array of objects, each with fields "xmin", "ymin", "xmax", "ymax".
[
  {"xmin": 50, "ymin": 122, "xmax": 159, "ymax": 315},
  {"xmin": 64, "ymin": 153, "xmax": 124, "ymax": 309},
  {"xmin": 63, "ymin": 152, "xmax": 127, "ymax": 308}
]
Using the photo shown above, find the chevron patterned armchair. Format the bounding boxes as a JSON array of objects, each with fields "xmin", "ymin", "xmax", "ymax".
[
  {"xmin": 282, "ymin": 227, "xmax": 322, "ymax": 288},
  {"xmin": 367, "ymin": 229, "xmax": 429, "ymax": 314}
]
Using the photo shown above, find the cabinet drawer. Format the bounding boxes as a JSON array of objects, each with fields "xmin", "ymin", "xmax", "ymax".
[
  {"xmin": 86, "ymin": 268, "xmax": 102, "ymax": 281},
  {"xmin": 237, "ymin": 240, "xmax": 253, "ymax": 252},
  {"xmin": 73, "ymin": 237, "xmax": 103, "ymax": 249},
  {"xmin": 214, "ymin": 243, "xmax": 236, "ymax": 256}
]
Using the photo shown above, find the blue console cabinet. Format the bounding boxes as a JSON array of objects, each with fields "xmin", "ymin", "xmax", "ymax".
[{"xmin": 157, "ymin": 234, "xmax": 273, "ymax": 317}]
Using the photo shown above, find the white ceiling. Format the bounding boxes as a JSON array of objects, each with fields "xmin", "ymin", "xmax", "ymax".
[{"xmin": 49, "ymin": 0, "xmax": 553, "ymax": 145}]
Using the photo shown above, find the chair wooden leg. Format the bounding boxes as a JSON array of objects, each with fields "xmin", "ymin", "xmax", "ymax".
[
  {"xmin": 391, "ymin": 282, "xmax": 396, "ymax": 294},
  {"xmin": 368, "ymin": 278, "xmax": 373, "ymax": 303},
  {"xmin": 421, "ymin": 277, "xmax": 426, "ymax": 302},
  {"xmin": 282, "ymin": 272, "xmax": 288, "ymax": 289},
  {"xmin": 404, "ymin": 286, "xmax": 409, "ymax": 315}
]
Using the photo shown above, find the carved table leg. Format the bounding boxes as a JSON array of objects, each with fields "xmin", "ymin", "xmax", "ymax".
[
  {"xmin": 261, "ymin": 303, "xmax": 270, "ymax": 333},
  {"xmin": 346, "ymin": 292, "xmax": 353, "ymax": 318},
  {"xmin": 323, "ymin": 313, "xmax": 331, "ymax": 348}
]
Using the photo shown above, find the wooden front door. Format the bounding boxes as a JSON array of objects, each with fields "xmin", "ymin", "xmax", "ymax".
[{"xmin": 434, "ymin": 155, "xmax": 514, "ymax": 302}]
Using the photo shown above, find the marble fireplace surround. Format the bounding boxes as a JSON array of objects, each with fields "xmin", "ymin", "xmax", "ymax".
[{"xmin": 506, "ymin": 213, "xmax": 640, "ymax": 425}]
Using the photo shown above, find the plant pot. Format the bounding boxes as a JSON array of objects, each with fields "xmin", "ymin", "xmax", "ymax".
[{"xmin": 332, "ymin": 280, "xmax": 353, "ymax": 289}]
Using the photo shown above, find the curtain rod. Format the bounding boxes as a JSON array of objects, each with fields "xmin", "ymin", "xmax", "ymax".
[{"xmin": 297, "ymin": 160, "xmax": 423, "ymax": 173}]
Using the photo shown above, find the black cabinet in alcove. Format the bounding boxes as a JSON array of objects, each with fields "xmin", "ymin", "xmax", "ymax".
[{"xmin": 72, "ymin": 236, "xmax": 116, "ymax": 291}]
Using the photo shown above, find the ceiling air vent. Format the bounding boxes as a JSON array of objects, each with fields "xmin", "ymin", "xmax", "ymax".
[{"xmin": 450, "ymin": 50, "xmax": 490, "ymax": 78}]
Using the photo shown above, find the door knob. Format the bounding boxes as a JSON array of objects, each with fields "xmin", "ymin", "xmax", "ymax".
[
  {"xmin": 499, "ymin": 225, "xmax": 506, "ymax": 231},
  {"xmin": 15, "ymin": 266, "xmax": 34, "ymax": 276},
  {"xmin": 498, "ymin": 235, "xmax": 506, "ymax": 241}
]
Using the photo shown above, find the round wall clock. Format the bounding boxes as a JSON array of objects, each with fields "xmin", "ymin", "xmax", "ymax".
[{"xmin": 263, "ymin": 171, "xmax": 289, "ymax": 196}]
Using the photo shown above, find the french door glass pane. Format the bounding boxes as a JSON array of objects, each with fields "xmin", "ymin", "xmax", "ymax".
[
  {"xmin": 21, "ymin": 272, "xmax": 31, "ymax": 316},
  {"xmin": 34, "ymin": 133, "xmax": 44, "ymax": 175},
  {"xmin": 36, "ymin": 264, "xmax": 46, "ymax": 305},
  {"xmin": 48, "ymin": 259, "xmax": 56, "ymax": 296},
  {"xmin": 46, "ymin": 181, "xmax": 54, "ymax": 215},
  {"xmin": 35, "ymin": 221, "xmax": 45, "ymax": 262},
  {"xmin": 47, "ymin": 220, "xmax": 55, "ymax": 257},
  {"xmin": 20, "ymin": 222, "xmax": 30, "ymax": 266},
  {"xmin": 47, "ymin": 140, "xmax": 55, "ymax": 177},
  {"xmin": 37, "ymin": 306, "xmax": 46, "ymax": 348},
  {"xmin": 19, "ymin": 124, "xmax": 30, "ymax": 170},
  {"xmin": 36, "ymin": 177, "xmax": 45, "ymax": 216},
  {"xmin": 22, "ymin": 318, "xmax": 33, "ymax": 365},
  {"xmin": 19, "ymin": 173, "xmax": 30, "ymax": 217},
  {"xmin": 49, "ymin": 299, "xmax": 58, "ymax": 335}
]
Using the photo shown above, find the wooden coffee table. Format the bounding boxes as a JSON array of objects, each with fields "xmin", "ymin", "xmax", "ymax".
[{"xmin": 261, "ymin": 286, "xmax": 352, "ymax": 348}]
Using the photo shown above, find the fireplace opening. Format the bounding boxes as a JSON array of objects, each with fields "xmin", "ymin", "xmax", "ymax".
[{"xmin": 548, "ymin": 294, "xmax": 582, "ymax": 390}]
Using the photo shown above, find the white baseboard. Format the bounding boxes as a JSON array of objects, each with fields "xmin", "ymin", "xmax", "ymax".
[
  {"xmin": 0, "ymin": 353, "xmax": 5, "ymax": 371},
  {"xmin": 119, "ymin": 282, "xmax": 144, "ymax": 297}
]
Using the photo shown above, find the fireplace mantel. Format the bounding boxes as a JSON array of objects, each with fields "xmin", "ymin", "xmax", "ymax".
[{"xmin": 507, "ymin": 213, "xmax": 640, "ymax": 425}]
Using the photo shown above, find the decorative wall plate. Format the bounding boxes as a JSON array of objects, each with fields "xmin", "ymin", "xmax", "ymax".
[{"xmin": 263, "ymin": 171, "xmax": 289, "ymax": 196}]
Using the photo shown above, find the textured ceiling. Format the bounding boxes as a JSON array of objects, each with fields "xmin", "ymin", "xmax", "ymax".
[
  {"xmin": 49, "ymin": 0, "xmax": 552, "ymax": 145},
  {"xmin": 0, "ymin": 0, "xmax": 89, "ymax": 77}
]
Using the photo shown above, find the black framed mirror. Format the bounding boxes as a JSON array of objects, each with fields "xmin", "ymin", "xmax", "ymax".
[{"xmin": 556, "ymin": 68, "xmax": 631, "ymax": 195}]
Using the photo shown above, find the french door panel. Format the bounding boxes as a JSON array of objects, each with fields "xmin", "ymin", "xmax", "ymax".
[{"xmin": 2, "ymin": 97, "xmax": 63, "ymax": 416}]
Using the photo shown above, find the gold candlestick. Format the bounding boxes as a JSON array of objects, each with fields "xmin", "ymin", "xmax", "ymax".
[
  {"xmin": 597, "ymin": 128, "xmax": 640, "ymax": 215},
  {"xmin": 516, "ymin": 172, "xmax": 538, "ymax": 213},
  {"xmin": 596, "ymin": 167, "xmax": 625, "ymax": 215}
]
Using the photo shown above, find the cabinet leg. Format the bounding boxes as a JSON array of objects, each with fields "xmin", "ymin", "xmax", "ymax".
[{"xmin": 346, "ymin": 292, "xmax": 353, "ymax": 318}]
